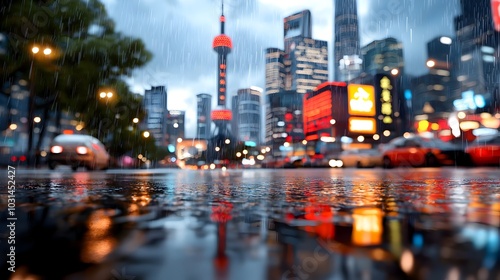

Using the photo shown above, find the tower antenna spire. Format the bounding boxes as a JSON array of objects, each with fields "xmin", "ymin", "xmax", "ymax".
[{"xmin": 220, "ymin": 0, "xmax": 225, "ymax": 34}]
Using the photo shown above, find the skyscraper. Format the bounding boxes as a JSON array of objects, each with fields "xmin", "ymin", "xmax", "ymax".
[
  {"xmin": 454, "ymin": 0, "xmax": 499, "ymax": 114},
  {"xmin": 264, "ymin": 10, "xmax": 328, "ymax": 154},
  {"xmin": 166, "ymin": 110, "xmax": 185, "ymax": 145},
  {"xmin": 284, "ymin": 10, "xmax": 312, "ymax": 54},
  {"xmin": 287, "ymin": 37, "xmax": 329, "ymax": 94},
  {"xmin": 283, "ymin": 10, "xmax": 328, "ymax": 94},
  {"xmin": 143, "ymin": 86, "xmax": 167, "ymax": 147},
  {"xmin": 361, "ymin": 37, "xmax": 404, "ymax": 75},
  {"xmin": 196, "ymin": 93, "xmax": 212, "ymax": 140},
  {"xmin": 334, "ymin": 0, "xmax": 362, "ymax": 82},
  {"xmin": 232, "ymin": 87, "xmax": 262, "ymax": 145}
]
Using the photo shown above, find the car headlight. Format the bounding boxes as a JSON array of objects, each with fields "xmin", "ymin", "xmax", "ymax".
[
  {"xmin": 76, "ymin": 146, "xmax": 88, "ymax": 155},
  {"xmin": 329, "ymin": 159, "xmax": 343, "ymax": 168},
  {"xmin": 50, "ymin": 145, "xmax": 63, "ymax": 153}
]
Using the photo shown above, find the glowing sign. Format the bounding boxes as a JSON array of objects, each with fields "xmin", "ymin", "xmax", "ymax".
[
  {"xmin": 348, "ymin": 84, "xmax": 375, "ymax": 116},
  {"xmin": 492, "ymin": 0, "xmax": 500, "ymax": 31},
  {"xmin": 379, "ymin": 76, "xmax": 393, "ymax": 124},
  {"xmin": 303, "ymin": 90, "xmax": 333, "ymax": 133},
  {"xmin": 348, "ymin": 117, "xmax": 377, "ymax": 134}
]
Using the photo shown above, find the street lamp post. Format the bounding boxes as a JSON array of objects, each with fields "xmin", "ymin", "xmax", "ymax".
[{"xmin": 27, "ymin": 45, "xmax": 52, "ymax": 168}]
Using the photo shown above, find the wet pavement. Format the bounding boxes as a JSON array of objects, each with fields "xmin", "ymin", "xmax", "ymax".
[{"xmin": 1, "ymin": 167, "xmax": 499, "ymax": 280}]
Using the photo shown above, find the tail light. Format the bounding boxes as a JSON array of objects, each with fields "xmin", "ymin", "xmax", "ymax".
[
  {"xmin": 51, "ymin": 146, "xmax": 63, "ymax": 153},
  {"xmin": 76, "ymin": 146, "xmax": 88, "ymax": 154}
]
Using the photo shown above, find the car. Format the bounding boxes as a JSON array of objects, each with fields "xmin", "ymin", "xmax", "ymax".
[
  {"xmin": 465, "ymin": 133, "xmax": 500, "ymax": 167},
  {"xmin": 47, "ymin": 134, "xmax": 110, "ymax": 171},
  {"xmin": 338, "ymin": 148, "xmax": 383, "ymax": 168},
  {"xmin": 382, "ymin": 135, "xmax": 471, "ymax": 168}
]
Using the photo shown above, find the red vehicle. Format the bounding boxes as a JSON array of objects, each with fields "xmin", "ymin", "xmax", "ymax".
[
  {"xmin": 465, "ymin": 133, "xmax": 500, "ymax": 167},
  {"xmin": 382, "ymin": 135, "xmax": 470, "ymax": 168}
]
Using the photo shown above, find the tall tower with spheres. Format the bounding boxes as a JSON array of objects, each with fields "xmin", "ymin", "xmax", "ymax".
[{"xmin": 208, "ymin": 2, "xmax": 236, "ymax": 163}]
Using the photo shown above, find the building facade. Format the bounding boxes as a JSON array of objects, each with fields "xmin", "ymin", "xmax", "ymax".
[
  {"xmin": 196, "ymin": 93, "xmax": 212, "ymax": 140},
  {"xmin": 143, "ymin": 86, "xmax": 168, "ymax": 147},
  {"xmin": 454, "ymin": 0, "xmax": 500, "ymax": 114},
  {"xmin": 264, "ymin": 10, "xmax": 328, "ymax": 155},
  {"xmin": 361, "ymin": 37, "xmax": 404, "ymax": 76},
  {"xmin": 232, "ymin": 88, "xmax": 261, "ymax": 145},
  {"xmin": 166, "ymin": 110, "xmax": 185, "ymax": 146},
  {"xmin": 334, "ymin": 0, "xmax": 362, "ymax": 82}
]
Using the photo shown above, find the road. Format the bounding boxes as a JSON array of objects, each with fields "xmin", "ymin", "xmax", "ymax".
[{"xmin": 1, "ymin": 167, "xmax": 499, "ymax": 280}]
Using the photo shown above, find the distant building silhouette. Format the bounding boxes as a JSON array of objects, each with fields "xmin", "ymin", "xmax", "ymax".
[
  {"xmin": 196, "ymin": 93, "xmax": 212, "ymax": 140},
  {"xmin": 166, "ymin": 110, "xmax": 185, "ymax": 146}
]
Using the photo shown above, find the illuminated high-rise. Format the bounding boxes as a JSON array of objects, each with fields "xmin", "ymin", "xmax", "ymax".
[
  {"xmin": 286, "ymin": 36, "xmax": 329, "ymax": 94},
  {"xmin": 334, "ymin": 0, "xmax": 362, "ymax": 82},
  {"xmin": 264, "ymin": 10, "xmax": 328, "ymax": 153},
  {"xmin": 454, "ymin": 0, "xmax": 500, "ymax": 114}
]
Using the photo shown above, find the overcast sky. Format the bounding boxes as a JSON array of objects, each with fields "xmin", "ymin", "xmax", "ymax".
[{"xmin": 100, "ymin": 0, "xmax": 461, "ymax": 138}]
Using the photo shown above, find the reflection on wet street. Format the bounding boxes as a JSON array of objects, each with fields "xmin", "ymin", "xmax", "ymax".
[{"xmin": 1, "ymin": 168, "xmax": 499, "ymax": 280}]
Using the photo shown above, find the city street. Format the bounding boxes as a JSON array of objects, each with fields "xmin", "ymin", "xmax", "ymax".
[{"xmin": 1, "ymin": 167, "xmax": 499, "ymax": 280}]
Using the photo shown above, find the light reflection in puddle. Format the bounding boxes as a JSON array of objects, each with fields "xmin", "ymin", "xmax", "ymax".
[{"xmin": 1, "ymin": 168, "xmax": 499, "ymax": 280}]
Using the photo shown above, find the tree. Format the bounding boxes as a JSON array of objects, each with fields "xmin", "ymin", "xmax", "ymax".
[{"xmin": 0, "ymin": 0, "xmax": 153, "ymax": 165}]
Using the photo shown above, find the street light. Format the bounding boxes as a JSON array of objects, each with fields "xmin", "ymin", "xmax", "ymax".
[
  {"xmin": 99, "ymin": 91, "xmax": 113, "ymax": 99},
  {"xmin": 27, "ymin": 44, "xmax": 54, "ymax": 167}
]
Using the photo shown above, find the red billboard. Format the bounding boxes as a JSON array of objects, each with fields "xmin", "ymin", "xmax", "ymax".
[{"xmin": 492, "ymin": 0, "xmax": 500, "ymax": 31}]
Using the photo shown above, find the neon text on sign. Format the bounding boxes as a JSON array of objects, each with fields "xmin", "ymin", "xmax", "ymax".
[
  {"xmin": 348, "ymin": 85, "xmax": 375, "ymax": 116},
  {"xmin": 348, "ymin": 117, "xmax": 376, "ymax": 134},
  {"xmin": 379, "ymin": 76, "xmax": 393, "ymax": 124}
]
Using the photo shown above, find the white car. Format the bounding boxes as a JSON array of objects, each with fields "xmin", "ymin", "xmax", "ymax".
[
  {"xmin": 338, "ymin": 149, "xmax": 383, "ymax": 168},
  {"xmin": 48, "ymin": 134, "xmax": 110, "ymax": 171}
]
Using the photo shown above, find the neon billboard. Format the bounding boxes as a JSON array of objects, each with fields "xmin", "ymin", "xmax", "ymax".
[
  {"xmin": 348, "ymin": 84, "xmax": 376, "ymax": 116},
  {"xmin": 492, "ymin": 0, "xmax": 500, "ymax": 31},
  {"xmin": 348, "ymin": 117, "xmax": 377, "ymax": 134}
]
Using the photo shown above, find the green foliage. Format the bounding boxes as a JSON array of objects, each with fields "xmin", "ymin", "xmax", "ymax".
[{"xmin": 0, "ymin": 0, "xmax": 154, "ymax": 158}]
